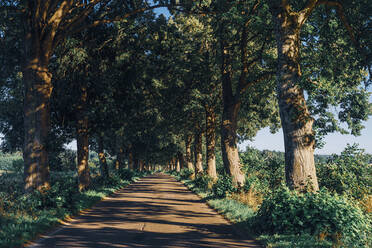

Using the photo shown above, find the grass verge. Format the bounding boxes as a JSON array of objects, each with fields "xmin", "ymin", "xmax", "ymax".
[{"xmin": 177, "ymin": 177, "xmax": 332, "ymax": 248}]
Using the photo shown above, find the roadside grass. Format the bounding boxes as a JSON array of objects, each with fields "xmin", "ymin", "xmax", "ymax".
[
  {"xmin": 0, "ymin": 169, "xmax": 149, "ymax": 248},
  {"xmin": 175, "ymin": 175, "xmax": 332, "ymax": 248}
]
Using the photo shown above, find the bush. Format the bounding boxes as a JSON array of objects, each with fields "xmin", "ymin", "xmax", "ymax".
[
  {"xmin": 194, "ymin": 174, "xmax": 213, "ymax": 191},
  {"xmin": 179, "ymin": 168, "xmax": 194, "ymax": 180},
  {"xmin": 252, "ymin": 187, "xmax": 371, "ymax": 247},
  {"xmin": 212, "ymin": 175, "xmax": 237, "ymax": 198},
  {"xmin": 0, "ymin": 152, "xmax": 22, "ymax": 172},
  {"xmin": 317, "ymin": 144, "xmax": 372, "ymax": 200},
  {"xmin": 240, "ymin": 147, "xmax": 285, "ymax": 193},
  {"xmin": 11, "ymin": 159, "xmax": 23, "ymax": 173},
  {"xmin": 117, "ymin": 168, "xmax": 135, "ymax": 181}
]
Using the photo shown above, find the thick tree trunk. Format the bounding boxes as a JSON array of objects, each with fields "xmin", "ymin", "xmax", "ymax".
[
  {"xmin": 23, "ymin": 61, "xmax": 52, "ymax": 192},
  {"xmin": 98, "ymin": 135, "xmax": 108, "ymax": 178},
  {"xmin": 205, "ymin": 106, "xmax": 217, "ymax": 180},
  {"xmin": 176, "ymin": 157, "xmax": 181, "ymax": 172},
  {"xmin": 271, "ymin": 4, "xmax": 319, "ymax": 191},
  {"xmin": 220, "ymin": 41, "xmax": 245, "ymax": 187},
  {"xmin": 76, "ymin": 84, "xmax": 91, "ymax": 191},
  {"xmin": 115, "ymin": 147, "xmax": 124, "ymax": 170},
  {"xmin": 134, "ymin": 157, "xmax": 139, "ymax": 171},
  {"xmin": 185, "ymin": 134, "xmax": 194, "ymax": 171},
  {"xmin": 221, "ymin": 104, "xmax": 245, "ymax": 186},
  {"xmin": 22, "ymin": 31, "xmax": 54, "ymax": 193},
  {"xmin": 76, "ymin": 109, "xmax": 91, "ymax": 191},
  {"xmin": 128, "ymin": 148, "xmax": 134, "ymax": 170},
  {"xmin": 177, "ymin": 151, "xmax": 185, "ymax": 170},
  {"xmin": 115, "ymin": 136, "xmax": 124, "ymax": 170},
  {"xmin": 194, "ymin": 129, "xmax": 203, "ymax": 175}
]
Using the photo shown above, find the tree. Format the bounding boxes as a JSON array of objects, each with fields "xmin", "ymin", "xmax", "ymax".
[
  {"xmin": 267, "ymin": 0, "xmax": 371, "ymax": 191},
  {"xmin": 0, "ymin": 0, "xmax": 179, "ymax": 192}
]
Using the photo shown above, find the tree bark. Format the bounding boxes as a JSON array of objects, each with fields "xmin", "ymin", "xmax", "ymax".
[
  {"xmin": 128, "ymin": 146, "xmax": 134, "ymax": 170},
  {"xmin": 194, "ymin": 129, "xmax": 203, "ymax": 175},
  {"xmin": 177, "ymin": 151, "xmax": 185, "ymax": 170},
  {"xmin": 176, "ymin": 157, "xmax": 181, "ymax": 172},
  {"xmin": 205, "ymin": 106, "xmax": 217, "ymax": 180},
  {"xmin": 98, "ymin": 134, "xmax": 108, "ymax": 178},
  {"xmin": 115, "ymin": 147, "xmax": 124, "ymax": 170},
  {"xmin": 270, "ymin": 2, "xmax": 319, "ymax": 191},
  {"xmin": 185, "ymin": 134, "xmax": 194, "ymax": 171},
  {"xmin": 76, "ymin": 86, "xmax": 91, "ymax": 191},
  {"xmin": 220, "ymin": 41, "xmax": 245, "ymax": 187},
  {"xmin": 22, "ymin": 32, "xmax": 53, "ymax": 192},
  {"xmin": 115, "ymin": 135, "xmax": 124, "ymax": 170}
]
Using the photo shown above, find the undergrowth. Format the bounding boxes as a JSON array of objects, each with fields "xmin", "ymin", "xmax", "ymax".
[{"xmin": 169, "ymin": 144, "xmax": 371, "ymax": 248}]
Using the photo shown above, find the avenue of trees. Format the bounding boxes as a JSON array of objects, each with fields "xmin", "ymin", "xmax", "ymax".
[{"xmin": 0, "ymin": 0, "xmax": 371, "ymax": 194}]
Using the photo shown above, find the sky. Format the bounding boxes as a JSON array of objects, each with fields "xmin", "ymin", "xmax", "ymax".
[{"xmin": 239, "ymin": 118, "xmax": 372, "ymax": 154}]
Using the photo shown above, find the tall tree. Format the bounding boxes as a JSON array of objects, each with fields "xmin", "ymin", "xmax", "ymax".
[
  {"xmin": 267, "ymin": 0, "xmax": 371, "ymax": 191},
  {"xmin": 0, "ymin": 0, "xmax": 178, "ymax": 191}
]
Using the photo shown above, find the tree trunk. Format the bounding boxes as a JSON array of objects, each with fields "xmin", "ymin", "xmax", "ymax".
[
  {"xmin": 76, "ymin": 129, "xmax": 90, "ymax": 191},
  {"xmin": 194, "ymin": 129, "xmax": 203, "ymax": 175},
  {"xmin": 185, "ymin": 134, "xmax": 194, "ymax": 171},
  {"xmin": 128, "ymin": 148, "xmax": 134, "ymax": 170},
  {"xmin": 133, "ymin": 156, "xmax": 139, "ymax": 171},
  {"xmin": 177, "ymin": 151, "xmax": 185, "ymax": 170},
  {"xmin": 98, "ymin": 135, "xmax": 108, "ymax": 178},
  {"xmin": 115, "ymin": 147, "xmax": 124, "ymax": 170},
  {"xmin": 76, "ymin": 87, "xmax": 91, "ymax": 191},
  {"xmin": 23, "ymin": 42, "xmax": 53, "ymax": 192},
  {"xmin": 115, "ymin": 135, "xmax": 124, "ymax": 170},
  {"xmin": 271, "ymin": 4, "xmax": 319, "ymax": 191},
  {"xmin": 205, "ymin": 106, "xmax": 217, "ymax": 180},
  {"xmin": 220, "ymin": 41, "xmax": 245, "ymax": 187},
  {"xmin": 176, "ymin": 157, "xmax": 181, "ymax": 172}
]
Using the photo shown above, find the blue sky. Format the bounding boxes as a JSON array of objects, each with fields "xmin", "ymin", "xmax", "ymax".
[{"xmin": 239, "ymin": 117, "xmax": 372, "ymax": 154}]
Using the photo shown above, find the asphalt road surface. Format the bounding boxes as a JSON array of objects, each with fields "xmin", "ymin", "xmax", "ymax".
[{"xmin": 27, "ymin": 173, "xmax": 260, "ymax": 248}]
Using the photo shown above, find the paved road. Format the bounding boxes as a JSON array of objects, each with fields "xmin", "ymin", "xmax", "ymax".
[{"xmin": 28, "ymin": 173, "xmax": 260, "ymax": 248}]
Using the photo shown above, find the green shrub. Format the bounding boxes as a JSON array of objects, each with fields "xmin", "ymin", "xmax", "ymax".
[
  {"xmin": 317, "ymin": 144, "xmax": 371, "ymax": 200},
  {"xmin": 0, "ymin": 152, "xmax": 22, "ymax": 172},
  {"xmin": 11, "ymin": 159, "xmax": 23, "ymax": 173},
  {"xmin": 194, "ymin": 174, "xmax": 213, "ymax": 191},
  {"xmin": 252, "ymin": 187, "xmax": 371, "ymax": 247},
  {"xmin": 212, "ymin": 175, "xmax": 237, "ymax": 198},
  {"xmin": 179, "ymin": 168, "xmax": 194, "ymax": 180},
  {"xmin": 117, "ymin": 168, "xmax": 135, "ymax": 181},
  {"xmin": 240, "ymin": 147, "xmax": 285, "ymax": 193}
]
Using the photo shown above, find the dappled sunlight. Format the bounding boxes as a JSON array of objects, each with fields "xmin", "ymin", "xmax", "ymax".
[{"xmin": 29, "ymin": 174, "xmax": 260, "ymax": 248}]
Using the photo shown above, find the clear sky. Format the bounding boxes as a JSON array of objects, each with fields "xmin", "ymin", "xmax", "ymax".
[{"xmin": 239, "ymin": 117, "xmax": 372, "ymax": 154}]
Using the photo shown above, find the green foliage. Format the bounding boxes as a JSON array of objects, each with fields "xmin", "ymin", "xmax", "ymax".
[
  {"xmin": 252, "ymin": 187, "xmax": 371, "ymax": 247},
  {"xmin": 49, "ymin": 149, "xmax": 76, "ymax": 171},
  {"xmin": 193, "ymin": 174, "xmax": 213, "ymax": 191},
  {"xmin": 240, "ymin": 147, "xmax": 285, "ymax": 193},
  {"xmin": 212, "ymin": 174, "xmax": 236, "ymax": 198},
  {"xmin": 317, "ymin": 144, "xmax": 372, "ymax": 200},
  {"xmin": 0, "ymin": 152, "xmax": 22, "ymax": 172},
  {"xmin": 179, "ymin": 168, "xmax": 194, "ymax": 180}
]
